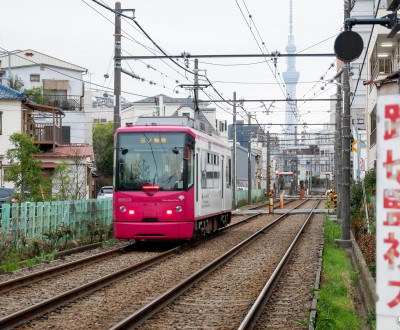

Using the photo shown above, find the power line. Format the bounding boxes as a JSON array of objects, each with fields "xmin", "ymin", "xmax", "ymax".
[
  {"xmin": 201, "ymin": 98, "xmax": 337, "ymax": 103},
  {"xmin": 117, "ymin": 53, "xmax": 336, "ymax": 60}
]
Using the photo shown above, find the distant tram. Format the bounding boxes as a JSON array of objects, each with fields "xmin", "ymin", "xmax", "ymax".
[{"xmin": 276, "ymin": 171, "xmax": 294, "ymax": 190}]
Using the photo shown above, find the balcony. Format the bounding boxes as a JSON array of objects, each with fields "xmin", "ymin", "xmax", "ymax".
[
  {"xmin": 23, "ymin": 101, "xmax": 64, "ymax": 152},
  {"xmin": 44, "ymin": 95, "xmax": 83, "ymax": 111},
  {"xmin": 371, "ymin": 57, "xmax": 395, "ymax": 80},
  {"xmin": 30, "ymin": 123, "xmax": 62, "ymax": 145}
]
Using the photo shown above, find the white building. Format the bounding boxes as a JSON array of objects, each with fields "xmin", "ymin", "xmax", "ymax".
[
  {"xmin": 364, "ymin": 1, "xmax": 400, "ymax": 171},
  {"xmin": 121, "ymin": 94, "xmax": 228, "ymax": 138},
  {"xmin": 0, "ymin": 84, "xmax": 95, "ymax": 197},
  {"xmin": 0, "ymin": 49, "xmax": 93, "ymax": 145}
]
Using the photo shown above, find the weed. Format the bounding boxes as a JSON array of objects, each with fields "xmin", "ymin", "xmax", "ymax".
[
  {"xmin": 317, "ymin": 317, "xmax": 336, "ymax": 329},
  {"xmin": 296, "ymin": 319, "xmax": 309, "ymax": 326},
  {"xmin": 85, "ymin": 220, "xmax": 112, "ymax": 244},
  {"xmin": 44, "ymin": 226, "xmax": 75, "ymax": 250},
  {"xmin": 316, "ymin": 220, "xmax": 362, "ymax": 329},
  {"xmin": 366, "ymin": 309, "xmax": 376, "ymax": 329},
  {"xmin": 29, "ymin": 239, "xmax": 47, "ymax": 257},
  {"xmin": 36, "ymin": 249, "xmax": 58, "ymax": 263},
  {"xmin": 25, "ymin": 258, "xmax": 39, "ymax": 268},
  {"xmin": 1, "ymin": 253, "xmax": 20, "ymax": 273},
  {"xmin": 100, "ymin": 240, "xmax": 114, "ymax": 248}
]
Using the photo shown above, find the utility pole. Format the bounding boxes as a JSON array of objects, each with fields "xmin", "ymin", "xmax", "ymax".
[
  {"xmin": 340, "ymin": 60, "xmax": 351, "ymax": 242},
  {"xmin": 267, "ymin": 131, "xmax": 270, "ymax": 195},
  {"xmin": 294, "ymin": 126, "xmax": 298, "ymax": 192},
  {"xmin": 247, "ymin": 113, "xmax": 252, "ymax": 205},
  {"xmin": 194, "ymin": 59, "xmax": 199, "ymax": 124},
  {"xmin": 232, "ymin": 92, "xmax": 237, "ymax": 209},
  {"xmin": 114, "ymin": 2, "xmax": 122, "ymax": 131},
  {"xmin": 337, "ymin": 0, "xmax": 352, "ymax": 247},
  {"xmin": 335, "ymin": 72, "xmax": 343, "ymax": 221}
]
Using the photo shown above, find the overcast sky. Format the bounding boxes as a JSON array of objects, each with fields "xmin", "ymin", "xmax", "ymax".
[{"xmin": 0, "ymin": 0, "xmax": 344, "ymax": 131}]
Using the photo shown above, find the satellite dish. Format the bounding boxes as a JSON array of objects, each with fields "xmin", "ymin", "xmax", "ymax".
[{"xmin": 334, "ymin": 31, "xmax": 364, "ymax": 62}]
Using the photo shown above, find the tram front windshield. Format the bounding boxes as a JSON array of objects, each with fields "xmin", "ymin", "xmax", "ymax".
[{"xmin": 116, "ymin": 132, "xmax": 186, "ymax": 191}]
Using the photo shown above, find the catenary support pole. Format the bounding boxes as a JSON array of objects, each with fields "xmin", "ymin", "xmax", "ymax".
[
  {"xmin": 248, "ymin": 113, "xmax": 252, "ymax": 205},
  {"xmin": 232, "ymin": 92, "xmax": 237, "ymax": 209},
  {"xmin": 336, "ymin": 0, "xmax": 352, "ymax": 247},
  {"xmin": 114, "ymin": 2, "xmax": 121, "ymax": 131}
]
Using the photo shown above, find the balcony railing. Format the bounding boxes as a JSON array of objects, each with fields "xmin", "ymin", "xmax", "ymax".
[
  {"xmin": 44, "ymin": 95, "xmax": 83, "ymax": 111},
  {"xmin": 30, "ymin": 123, "xmax": 62, "ymax": 145},
  {"xmin": 371, "ymin": 58, "xmax": 395, "ymax": 80}
]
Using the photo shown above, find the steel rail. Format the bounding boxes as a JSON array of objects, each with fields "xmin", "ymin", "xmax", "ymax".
[
  {"xmin": 0, "ymin": 245, "xmax": 183, "ymax": 329},
  {"xmin": 227, "ymin": 199, "xmax": 296, "ymax": 230},
  {"xmin": 1, "ymin": 198, "xmax": 280, "ymax": 294},
  {"xmin": 110, "ymin": 200, "xmax": 309, "ymax": 330},
  {"xmin": 238, "ymin": 199, "xmax": 321, "ymax": 330},
  {"xmin": 0, "ymin": 246, "xmax": 127, "ymax": 293}
]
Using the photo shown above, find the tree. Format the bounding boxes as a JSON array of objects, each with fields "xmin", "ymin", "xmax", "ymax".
[
  {"xmin": 92, "ymin": 122, "xmax": 114, "ymax": 179},
  {"xmin": 24, "ymin": 86, "xmax": 46, "ymax": 105},
  {"xmin": 52, "ymin": 162, "xmax": 74, "ymax": 200},
  {"xmin": 4, "ymin": 133, "xmax": 51, "ymax": 202},
  {"xmin": 8, "ymin": 75, "xmax": 24, "ymax": 91}
]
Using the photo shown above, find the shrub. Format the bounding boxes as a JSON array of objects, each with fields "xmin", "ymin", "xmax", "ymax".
[{"xmin": 84, "ymin": 219, "xmax": 113, "ymax": 244}]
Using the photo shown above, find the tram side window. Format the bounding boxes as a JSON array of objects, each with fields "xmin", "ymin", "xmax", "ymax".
[
  {"xmin": 201, "ymin": 151, "xmax": 207, "ymax": 189},
  {"xmin": 226, "ymin": 157, "xmax": 232, "ymax": 188},
  {"xmin": 187, "ymin": 145, "xmax": 194, "ymax": 188},
  {"xmin": 202, "ymin": 152, "xmax": 220, "ymax": 189}
]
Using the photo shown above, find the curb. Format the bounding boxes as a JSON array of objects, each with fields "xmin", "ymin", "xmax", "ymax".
[
  {"xmin": 309, "ymin": 235, "xmax": 324, "ymax": 330},
  {"xmin": 348, "ymin": 231, "xmax": 377, "ymax": 313}
]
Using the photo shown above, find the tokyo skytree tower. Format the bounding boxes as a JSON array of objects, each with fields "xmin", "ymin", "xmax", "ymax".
[{"xmin": 282, "ymin": 0, "xmax": 299, "ymax": 140}]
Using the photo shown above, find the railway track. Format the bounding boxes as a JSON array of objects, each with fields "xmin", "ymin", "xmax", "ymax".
[
  {"xmin": 0, "ymin": 198, "xmax": 321, "ymax": 329},
  {"xmin": 111, "ymin": 199, "xmax": 321, "ymax": 329}
]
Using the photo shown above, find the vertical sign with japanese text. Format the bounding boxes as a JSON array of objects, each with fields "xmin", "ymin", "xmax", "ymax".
[{"xmin": 377, "ymin": 95, "xmax": 400, "ymax": 329}]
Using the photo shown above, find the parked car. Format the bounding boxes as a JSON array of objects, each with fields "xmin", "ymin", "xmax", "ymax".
[
  {"xmin": 97, "ymin": 186, "xmax": 113, "ymax": 199},
  {"xmin": 0, "ymin": 187, "xmax": 18, "ymax": 226},
  {"xmin": 0, "ymin": 187, "xmax": 17, "ymax": 204}
]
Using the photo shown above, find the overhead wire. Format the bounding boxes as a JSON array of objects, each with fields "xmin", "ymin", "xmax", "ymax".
[
  {"xmin": 89, "ymin": 0, "xmax": 243, "ymax": 117},
  {"xmin": 84, "ymin": 0, "xmax": 194, "ymax": 97},
  {"xmin": 0, "ymin": 46, "xmax": 150, "ymax": 99}
]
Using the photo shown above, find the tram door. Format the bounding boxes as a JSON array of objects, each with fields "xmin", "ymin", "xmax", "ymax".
[{"xmin": 221, "ymin": 156, "xmax": 225, "ymax": 211}]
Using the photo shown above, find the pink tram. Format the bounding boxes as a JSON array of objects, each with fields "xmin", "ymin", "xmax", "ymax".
[{"xmin": 113, "ymin": 117, "xmax": 233, "ymax": 241}]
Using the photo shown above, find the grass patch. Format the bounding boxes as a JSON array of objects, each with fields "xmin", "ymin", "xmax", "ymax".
[
  {"xmin": 100, "ymin": 240, "xmax": 115, "ymax": 248},
  {"xmin": 315, "ymin": 219, "xmax": 362, "ymax": 329}
]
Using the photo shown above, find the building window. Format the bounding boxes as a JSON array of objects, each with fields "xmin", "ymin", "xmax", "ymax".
[
  {"xmin": 0, "ymin": 111, "xmax": 2, "ymax": 135},
  {"xmin": 370, "ymin": 107, "xmax": 377, "ymax": 147},
  {"xmin": 93, "ymin": 118, "xmax": 107, "ymax": 124},
  {"xmin": 352, "ymin": 118, "xmax": 364, "ymax": 124},
  {"xmin": 30, "ymin": 74, "xmax": 40, "ymax": 82},
  {"xmin": 62, "ymin": 126, "xmax": 71, "ymax": 144}
]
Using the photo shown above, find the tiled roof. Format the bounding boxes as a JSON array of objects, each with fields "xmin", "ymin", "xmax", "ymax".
[
  {"xmin": 35, "ymin": 145, "xmax": 94, "ymax": 158},
  {"xmin": 0, "ymin": 84, "xmax": 25, "ymax": 99}
]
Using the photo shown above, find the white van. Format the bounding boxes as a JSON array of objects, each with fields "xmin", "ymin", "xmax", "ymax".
[{"xmin": 97, "ymin": 186, "xmax": 113, "ymax": 199}]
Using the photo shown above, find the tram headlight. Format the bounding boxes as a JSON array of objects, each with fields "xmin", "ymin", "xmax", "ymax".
[
  {"xmin": 120, "ymin": 206, "xmax": 126, "ymax": 212},
  {"xmin": 175, "ymin": 206, "xmax": 182, "ymax": 212}
]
